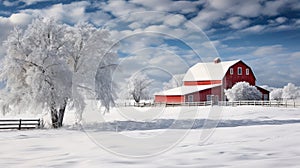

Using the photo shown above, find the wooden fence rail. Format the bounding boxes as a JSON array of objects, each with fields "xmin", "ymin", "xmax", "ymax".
[{"xmin": 0, "ymin": 119, "xmax": 42, "ymax": 130}]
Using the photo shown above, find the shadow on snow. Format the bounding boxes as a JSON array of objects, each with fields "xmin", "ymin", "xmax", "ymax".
[{"xmin": 79, "ymin": 119, "xmax": 300, "ymax": 132}]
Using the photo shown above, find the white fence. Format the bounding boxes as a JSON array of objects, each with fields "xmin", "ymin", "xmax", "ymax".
[
  {"xmin": 117, "ymin": 100, "xmax": 300, "ymax": 108},
  {"xmin": 218, "ymin": 100, "xmax": 299, "ymax": 108}
]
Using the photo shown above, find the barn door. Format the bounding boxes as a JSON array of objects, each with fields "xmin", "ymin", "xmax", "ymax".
[{"xmin": 207, "ymin": 95, "xmax": 219, "ymax": 105}]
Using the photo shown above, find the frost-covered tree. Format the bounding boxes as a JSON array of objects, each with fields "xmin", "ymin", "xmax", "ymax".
[
  {"xmin": 64, "ymin": 22, "xmax": 118, "ymax": 119},
  {"xmin": 225, "ymin": 81, "xmax": 262, "ymax": 101},
  {"xmin": 163, "ymin": 74, "xmax": 184, "ymax": 90},
  {"xmin": 0, "ymin": 18, "xmax": 71, "ymax": 128},
  {"xmin": 0, "ymin": 18, "xmax": 118, "ymax": 127},
  {"xmin": 282, "ymin": 83, "xmax": 299, "ymax": 100},
  {"xmin": 127, "ymin": 73, "xmax": 153, "ymax": 103},
  {"xmin": 270, "ymin": 88, "xmax": 283, "ymax": 100}
]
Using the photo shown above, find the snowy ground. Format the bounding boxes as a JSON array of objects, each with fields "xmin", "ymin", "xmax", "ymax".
[{"xmin": 1, "ymin": 106, "xmax": 300, "ymax": 167}]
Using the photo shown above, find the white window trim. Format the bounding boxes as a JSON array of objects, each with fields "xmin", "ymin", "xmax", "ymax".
[
  {"xmin": 238, "ymin": 67, "xmax": 242, "ymax": 75},
  {"xmin": 246, "ymin": 68, "xmax": 249, "ymax": 75},
  {"xmin": 230, "ymin": 68, "xmax": 233, "ymax": 75},
  {"xmin": 187, "ymin": 95, "xmax": 193, "ymax": 102}
]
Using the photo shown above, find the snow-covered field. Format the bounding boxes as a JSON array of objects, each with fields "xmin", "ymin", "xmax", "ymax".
[{"xmin": 1, "ymin": 106, "xmax": 300, "ymax": 167}]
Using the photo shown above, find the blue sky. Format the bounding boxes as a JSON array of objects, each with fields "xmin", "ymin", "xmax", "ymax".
[{"xmin": 0, "ymin": 0, "xmax": 300, "ymax": 90}]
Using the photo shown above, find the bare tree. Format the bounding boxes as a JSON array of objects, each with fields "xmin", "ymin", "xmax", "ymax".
[{"xmin": 127, "ymin": 73, "xmax": 153, "ymax": 103}]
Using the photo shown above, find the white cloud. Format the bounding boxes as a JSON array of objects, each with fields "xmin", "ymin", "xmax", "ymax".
[
  {"xmin": 202, "ymin": 40, "xmax": 228, "ymax": 50},
  {"xmin": 291, "ymin": 52, "xmax": 300, "ymax": 60},
  {"xmin": 128, "ymin": 22, "xmax": 142, "ymax": 29},
  {"xmin": 3, "ymin": 0, "xmax": 19, "ymax": 6},
  {"xmin": 191, "ymin": 9, "xmax": 224, "ymax": 30},
  {"xmin": 263, "ymin": 0, "xmax": 289, "ymax": 16},
  {"xmin": 21, "ymin": 1, "xmax": 91, "ymax": 24},
  {"xmin": 193, "ymin": 0, "xmax": 300, "ymax": 32},
  {"xmin": 114, "ymin": 46, "xmax": 193, "ymax": 93},
  {"xmin": 226, "ymin": 16, "xmax": 250, "ymax": 29},
  {"xmin": 87, "ymin": 11, "xmax": 112, "ymax": 26},
  {"xmin": 241, "ymin": 25, "xmax": 265, "ymax": 33},
  {"xmin": 9, "ymin": 13, "xmax": 33, "ymax": 25},
  {"xmin": 102, "ymin": 0, "xmax": 145, "ymax": 18},
  {"xmin": 163, "ymin": 14, "xmax": 186, "ymax": 27},
  {"xmin": 248, "ymin": 52, "xmax": 300, "ymax": 87},
  {"xmin": 143, "ymin": 24, "xmax": 187, "ymax": 38},
  {"xmin": 130, "ymin": 0, "xmax": 202, "ymax": 14},
  {"xmin": 20, "ymin": 0, "xmax": 49, "ymax": 5},
  {"xmin": 207, "ymin": 0, "xmax": 262, "ymax": 17},
  {"xmin": 208, "ymin": 0, "xmax": 234, "ymax": 10},
  {"xmin": 0, "ymin": 13, "xmax": 33, "ymax": 26},
  {"xmin": 0, "ymin": 13, "xmax": 34, "ymax": 57},
  {"xmin": 253, "ymin": 45, "xmax": 284, "ymax": 56},
  {"xmin": 275, "ymin": 17, "xmax": 288, "ymax": 24}
]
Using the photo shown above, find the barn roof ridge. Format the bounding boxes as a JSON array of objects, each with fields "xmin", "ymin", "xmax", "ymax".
[{"xmin": 183, "ymin": 59, "xmax": 241, "ymax": 81}]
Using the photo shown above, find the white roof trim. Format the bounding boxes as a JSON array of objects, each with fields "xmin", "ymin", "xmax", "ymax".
[
  {"xmin": 183, "ymin": 60, "xmax": 240, "ymax": 81},
  {"xmin": 155, "ymin": 84, "xmax": 222, "ymax": 96}
]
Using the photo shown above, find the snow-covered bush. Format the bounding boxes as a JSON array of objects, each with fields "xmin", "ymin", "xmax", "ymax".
[
  {"xmin": 282, "ymin": 83, "xmax": 300, "ymax": 100},
  {"xmin": 270, "ymin": 83, "xmax": 300, "ymax": 100},
  {"xmin": 270, "ymin": 88, "xmax": 283, "ymax": 100},
  {"xmin": 225, "ymin": 82, "xmax": 262, "ymax": 101}
]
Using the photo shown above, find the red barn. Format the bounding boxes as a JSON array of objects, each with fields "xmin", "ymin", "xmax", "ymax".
[{"xmin": 155, "ymin": 59, "xmax": 269, "ymax": 103}]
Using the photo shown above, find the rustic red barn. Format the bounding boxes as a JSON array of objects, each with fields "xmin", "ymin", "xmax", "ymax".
[{"xmin": 154, "ymin": 59, "xmax": 269, "ymax": 103}]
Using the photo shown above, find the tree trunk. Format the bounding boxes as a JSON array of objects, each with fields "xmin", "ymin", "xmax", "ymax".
[
  {"xmin": 133, "ymin": 94, "xmax": 140, "ymax": 103},
  {"xmin": 58, "ymin": 98, "xmax": 67, "ymax": 127},
  {"xmin": 50, "ymin": 105, "xmax": 59, "ymax": 128}
]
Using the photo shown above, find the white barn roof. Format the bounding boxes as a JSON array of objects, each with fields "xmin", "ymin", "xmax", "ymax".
[
  {"xmin": 155, "ymin": 84, "xmax": 222, "ymax": 96},
  {"xmin": 183, "ymin": 60, "xmax": 240, "ymax": 81}
]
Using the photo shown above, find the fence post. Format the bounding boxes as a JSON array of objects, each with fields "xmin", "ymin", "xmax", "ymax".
[
  {"xmin": 37, "ymin": 119, "xmax": 40, "ymax": 128},
  {"xmin": 18, "ymin": 119, "xmax": 22, "ymax": 130}
]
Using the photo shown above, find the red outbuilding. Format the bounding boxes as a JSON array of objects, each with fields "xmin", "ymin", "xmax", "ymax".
[{"xmin": 154, "ymin": 59, "xmax": 269, "ymax": 103}]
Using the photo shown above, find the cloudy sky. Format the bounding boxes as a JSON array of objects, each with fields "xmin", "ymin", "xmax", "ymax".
[{"xmin": 0, "ymin": 0, "xmax": 299, "ymax": 91}]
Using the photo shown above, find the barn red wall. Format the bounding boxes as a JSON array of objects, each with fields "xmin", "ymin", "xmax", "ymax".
[
  {"xmin": 184, "ymin": 80, "xmax": 221, "ymax": 86},
  {"xmin": 155, "ymin": 95, "xmax": 166, "ymax": 102},
  {"xmin": 223, "ymin": 61, "xmax": 256, "ymax": 89},
  {"xmin": 155, "ymin": 95, "xmax": 184, "ymax": 103},
  {"xmin": 185, "ymin": 86, "xmax": 222, "ymax": 102}
]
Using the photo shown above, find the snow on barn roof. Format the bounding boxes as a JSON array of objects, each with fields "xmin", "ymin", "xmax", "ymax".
[
  {"xmin": 155, "ymin": 84, "xmax": 222, "ymax": 96},
  {"xmin": 183, "ymin": 60, "xmax": 241, "ymax": 81}
]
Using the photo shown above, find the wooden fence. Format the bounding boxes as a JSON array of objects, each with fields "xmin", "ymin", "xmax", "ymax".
[{"xmin": 0, "ymin": 119, "xmax": 42, "ymax": 130}]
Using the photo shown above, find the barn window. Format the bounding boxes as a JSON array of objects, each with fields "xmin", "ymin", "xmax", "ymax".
[
  {"xmin": 238, "ymin": 67, "xmax": 242, "ymax": 75},
  {"xmin": 246, "ymin": 68, "xmax": 249, "ymax": 75},
  {"xmin": 230, "ymin": 68, "xmax": 233, "ymax": 75},
  {"xmin": 187, "ymin": 95, "xmax": 193, "ymax": 102}
]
